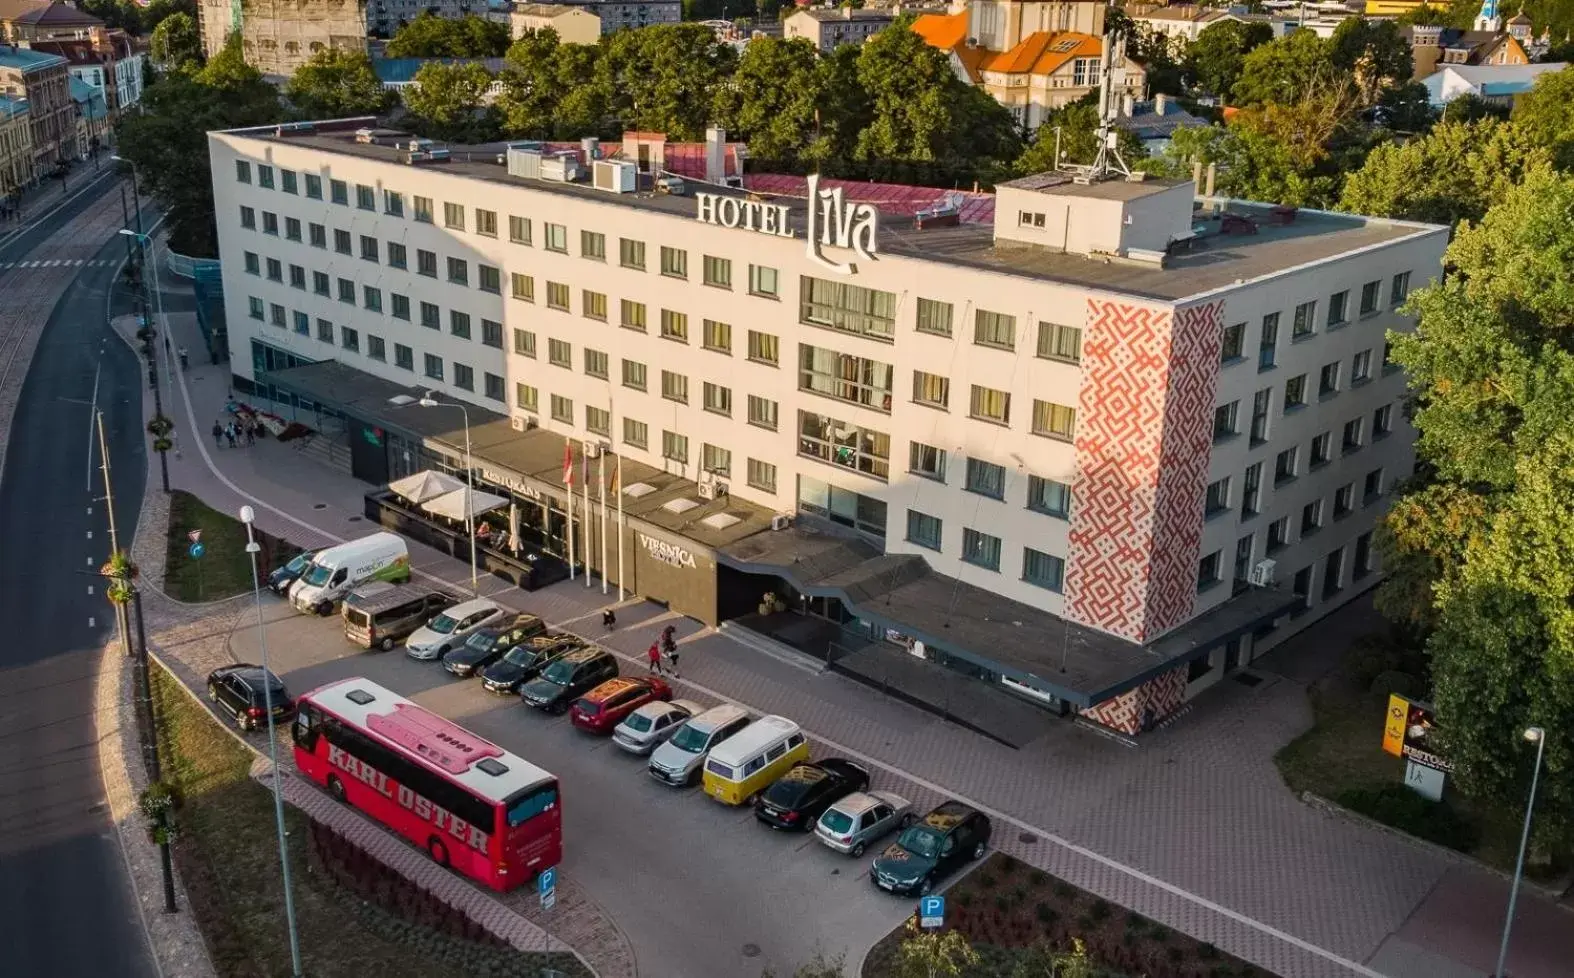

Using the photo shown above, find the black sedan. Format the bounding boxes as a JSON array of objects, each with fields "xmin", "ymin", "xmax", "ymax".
[
  {"xmin": 267, "ymin": 550, "xmax": 318, "ymax": 596},
  {"xmin": 442, "ymin": 613, "xmax": 546, "ymax": 677},
  {"xmin": 479, "ymin": 634, "xmax": 585, "ymax": 693},
  {"xmin": 754, "ymin": 759, "xmax": 870, "ymax": 831},
  {"xmin": 870, "ymin": 801, "xmax": 992, "ymax": 896},
  {"xmin": 207, "ymin": 664, "xmax": 294, "ymax": 732}
]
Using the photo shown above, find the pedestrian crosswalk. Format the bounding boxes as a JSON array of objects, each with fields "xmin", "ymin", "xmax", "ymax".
[{"xmin": 0, "ymin": 258, "xmax": 121, "ymax": 270}]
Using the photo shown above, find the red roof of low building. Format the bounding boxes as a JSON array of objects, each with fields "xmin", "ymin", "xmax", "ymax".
[{"xmin": 742, "ymin": 173, "xmax": 997, "ymax": 224}]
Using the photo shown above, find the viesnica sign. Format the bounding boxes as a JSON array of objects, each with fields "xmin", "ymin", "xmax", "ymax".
[
  {"xmin": 694, "ymin": 173, "xmax": 878, "ymax": 275},
  {"xmin": 638, "ymin": 532, "xmax": 699, "ymax": 569}
]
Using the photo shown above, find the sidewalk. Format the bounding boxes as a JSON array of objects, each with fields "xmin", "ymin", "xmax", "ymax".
[{"xmin": 137, "ymin": 251, "xmax": 1574, "ymax": 978}]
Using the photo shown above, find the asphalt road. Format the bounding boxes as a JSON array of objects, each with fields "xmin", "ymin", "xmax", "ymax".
[
  {"xmin": 0, "ymin": 179, "xmax": 158, "ymax": 978},
  {"xmin": 0, "ymin": 167, "xmax": 124, "ymax": 262}
]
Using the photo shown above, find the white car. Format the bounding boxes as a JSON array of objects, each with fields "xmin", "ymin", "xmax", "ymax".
[
  {"xmin": 613, "ymin": 699, "xmax": 704, "ymax": 755},
  {"xmin": 405, "ymin": 598, "xmax": 504, "ymax": 660}
]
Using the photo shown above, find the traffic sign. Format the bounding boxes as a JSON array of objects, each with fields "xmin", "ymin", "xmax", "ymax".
[
  {"xmin": 538, "ymin": 866, "xmax": 557, "ymax": 910},
  {"xmin": 188, "ymin": 542, "xmax": 205, "ymax": 559},
  {"xmin": 187, "ymin": 529, "xmax": 202, "ymax": 544},
  {"xmin": 918, "ymin": 895, "xmax": 944, "ymax": 929}
]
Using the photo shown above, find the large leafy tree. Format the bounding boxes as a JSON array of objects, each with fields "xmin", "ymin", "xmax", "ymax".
[
  {"xmin": 595, "ymin": 24, "xmax": 737, "ymax": 140},
  {"xmin": 1330, "ymin": 18, "xmax": 1413, "ymax": 103},
  {"xmin": 1510, "ymin": 65, "xmax": 1574, "ymax": 171},
  {"xmin": 402, "ymin": 61, "xmax": 501, "ymax": 142},
  {"xmin": 1339, "ymin": 118, "xmax": 1551, "ymax": 225},
  {"xmin": 149, "ymin": 11, "xmax": 201, "ymax": 68},
  {"xmin": 497, "ymin": 28, "xmax": 566, "ymax": 139},
  {"xmin": 1384, "ymin": 170, "xmax": 1574, "ymax": 851},
  {"xmin": 1183, "ymin": 20, "xmax": 1273, "ymax": 99},
  {"xmin": 710, "ymin": 36, "xmax": 823, "ymax": 166},
  {"xmin": 285, "ymin": 49, "xmax": 394, "ymax": 119},
  {"xmin": 1016, "ymin": 93, "xmax": 1145, "ymax": 171},
  {"xmin": 1232, "ymin": 29, "xmax": 1339, "ymax": 107},
  {"xmin": 385, "ymin": 13, "xmax": 510, "ymax": 58}
]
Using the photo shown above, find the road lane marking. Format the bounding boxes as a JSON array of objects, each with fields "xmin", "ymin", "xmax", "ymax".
[
  {"xmin": 86, "ymin": 531, "xmax": 93, "ymax": 539},
  {"xmin": 88, "ymin": 586, "xmax": 94, "ymax": 595},
  {"xmin": 87, "ymin": 556, "xmax": 94, "ymax": 565},
  {"xmin": 88, "ymin": 617, "xmax": 95, "ymax": 628}
]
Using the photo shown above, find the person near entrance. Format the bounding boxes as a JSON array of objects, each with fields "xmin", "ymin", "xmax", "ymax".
[
  {"xmin": 647, "ymin": 641, "xmax": 665, "ymax": 675},
  {"xmin": 602, "ymin": 608, "xmax": 616, "ymax": 630}
]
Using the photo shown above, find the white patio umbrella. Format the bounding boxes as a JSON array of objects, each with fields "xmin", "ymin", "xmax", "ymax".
[
  {"xmin": 388, "ymin": 470, "xmax": 465, "ymax": 505},
  {"xmin": 508, "ymin": 501, "xmax": 522, "ymax": 552},
  {"xmin": 420, "ymin": 487, "xmax": 510, "ymax": 521}
]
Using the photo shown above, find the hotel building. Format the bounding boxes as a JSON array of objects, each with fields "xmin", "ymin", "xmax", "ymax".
[{"xmin": 208, "ymin": 119, "xmax": 1446, "ymax": 737}]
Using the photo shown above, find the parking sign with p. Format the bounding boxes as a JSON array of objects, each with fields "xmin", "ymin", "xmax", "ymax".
[{"xmin": 918, "ymin": 895, "xmax": 945, "ymax": 929}]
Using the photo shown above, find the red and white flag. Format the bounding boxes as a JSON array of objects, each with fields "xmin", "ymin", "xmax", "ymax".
[{"xmin": 562, "ymin": 441, "xmax": 573, "ymax": 486}]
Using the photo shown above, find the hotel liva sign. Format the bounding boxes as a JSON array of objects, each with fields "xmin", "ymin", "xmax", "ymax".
[
  {"xmin": 326, "ymin": 742, "xmax": 491, "ymax": 854},
  {"xmin": 694, "ymin": 173, "xmax": 878, "ymax": 275}
]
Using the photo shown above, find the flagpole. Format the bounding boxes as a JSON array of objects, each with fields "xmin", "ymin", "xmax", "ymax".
[
  {"xmin": 617, "ymin": 452, "xmax": 626, "ymax": 602},
  {"xmin": 565, "ymin": 443, "xmax": 576, "ymax": 582},
  {"xmin": 599, "ymin": 449, "xmax": 608, "ymax": 595},
  {"xmin": 582, "ymin": 440, "xmax": 592, "ymax": 589}
]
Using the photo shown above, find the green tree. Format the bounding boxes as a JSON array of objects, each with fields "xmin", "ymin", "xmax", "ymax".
[
  {"xmin": 1339, "ymin": 118, "xmax": 1550, "ymax": 225},
  {"xmin": 595, "ymin": 24, "xmax": 737, "ymax": 140},
  {"xmin": 711, "ymin": 36, "xmax": 823, "ymax": 166},
  {"xmin": 547, "ymin": 44, "xmax": 608, "ymax": 138},
  {"xmin": 1016, "ymin": 93, "xmax": 1145, "ymax": 170},
  {"xmin": 285, "ymin": 49, "xmax": 394, "ymax": 118},
  {"xmin": 1232, "ymin": 29, "xmax": 1338, "ymax": 106},
  {"xmin": 496, "ymin": 28, "xmax": 564, "ymax": 138},
  {"xmin": 1385, "ymin": 169, "xmax": 1574, "ymax": 852},
  {"xmin": 386, "ymin": 13, "xmax": 510, "ymax": 58},
  {"xmin": 759, "ymin": 949, "xmax": 846, "ymax": 978},
  {"xmin": 1330, "ymin": 18, "xmax": 1413, "ymax": 102},
  {"xmin": 402, "ymin": 61, "xmax": 500, "ymax": 142},
  {"xmin": 1510, "ymin": 65, "xmax": 1574, "ymax": 171},
  {"xmin": 1375, "ymin": 80, "xmax": 1438, "ymax": 135},
  {"xmin": 142, "ymin": 0, "xmax": 197, "ymax": 33},
  {"xmin": 78, "ymin": 0, "xmax": 143, "ymax": 33},
  {"xmin": 803, "ymin": 43, "xmax": 871, "ymax": 171},
  {"xmin": 149, "ymin": 11, "xmax": 201, "ymax": 68},
  {"xmin": 1440, "ymin": 92, "xmax": 1511, "ymax": 124},
  {"xmin": 1398, "ymin": 0, "xmax": 1477, "ymax": 27},
  {"xmin": 1182, "ymin": 20, "xmax": 1273, "ymax": 99},
  {"xmin": 1012, "ymin": 937, "xmax": 1094, "ymax": 978},
  {"xmin": 892, "ymin": 919, "xmax": 978, "ymax": 978}
]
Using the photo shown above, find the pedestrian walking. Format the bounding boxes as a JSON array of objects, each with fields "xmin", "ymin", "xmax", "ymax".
[
  {"xmin": 178, "ymin": 347, "xmax": 189, "ymax": 370},
  {"xmin": 666, "ymin": 645, "xmax": 680, "ymax": 679},
  {"xmin": 647, "ymin": 641, "xmax": 664, "ymax": 675},
  {"xmin": 244, "ymin": 421, "xmax": 256, "ymax": 447},
  {"xmin": 601, "ymin": 608, "xmax": 616, "ymax": 631},
  {"xmin": 224, "ymin": 423, "xmax": 237, "ymax": 448},
  {"xmin": 211, "ymin": 421, "xmax": 223, "ymax": 448}
]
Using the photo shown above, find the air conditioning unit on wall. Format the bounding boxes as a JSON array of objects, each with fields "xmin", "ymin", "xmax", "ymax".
[{"xmin": 1248, "ymin": 559, "xmax": 1277, "ymax": 587}]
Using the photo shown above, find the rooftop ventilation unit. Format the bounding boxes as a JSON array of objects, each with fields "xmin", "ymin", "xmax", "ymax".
[
  {"xmin": 506, "ymin": 146, "xmax": 543, "ymax": 179},
  {"xmin": 275, "ymin": 121, "xmax": 315, "ymax": 137},
  {"xmin": 539, "ymin": 151, "xmax": 583, "ymax": 183},
  {"xmin": 663, "ymin": 498, "xmax": 701, "ymax": 514},
  {"xmin": 593, "ymin": 159, "xmax": 637, "ymax": 194},
  {"xmin": 496, "ymin": 140, "xmax": 543, "ymax": 166},
  {"xmin": 696, "ymin": 479, "xmax": 728, "ymax": 501},
  {"xmin": 354, "ymin": 127, "xmax": 406, "ymax": 145}
]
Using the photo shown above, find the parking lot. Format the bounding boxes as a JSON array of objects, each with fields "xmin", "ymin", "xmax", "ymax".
[{"xmin": 228, "ymin": 594, "xmax": 930, "ymax": 978}]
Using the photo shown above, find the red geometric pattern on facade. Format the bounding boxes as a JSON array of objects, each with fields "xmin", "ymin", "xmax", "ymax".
[
  {"xmin": 1079, "ymin": 665, "xmax": 1189, "ymax": 735},
  {"xmin": 1143, "ymin": 299, "xmax": 1226, "ymax": 640},
  {"xmin": 1064, "ymin": 298, "xmax": 1174, "ymax": 641}
]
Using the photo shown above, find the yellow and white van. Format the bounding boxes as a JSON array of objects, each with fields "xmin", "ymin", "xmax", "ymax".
[{"xmin": 701, "ymin": 715, "xmax": 808, "ymax": 806}]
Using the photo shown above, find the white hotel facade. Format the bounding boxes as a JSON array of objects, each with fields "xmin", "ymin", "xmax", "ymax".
[{"xmin": 208, "ymin": 119, "xmax": 1446, "ymax": 735}]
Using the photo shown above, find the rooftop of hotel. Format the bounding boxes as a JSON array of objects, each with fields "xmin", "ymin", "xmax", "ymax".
[{"xmin": 224, "ymin": 120, "xmax": 1444, "ymax": 303}]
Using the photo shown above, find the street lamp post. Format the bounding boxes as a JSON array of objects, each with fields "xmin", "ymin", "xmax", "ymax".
[
  {"xmin": 239, "ymin": 506, "xmax": 305, "ymax": 978},
  {"xmin": 411, "ymin": 392, "xmax": 477, "ymax": 596},
  {"xmin": 1494, "ymin": 725, "xmax": 1547, "ymax": 978},
  {"xmin": 118, "ymin": 226, "xmax": 173, "ymax": 493}
]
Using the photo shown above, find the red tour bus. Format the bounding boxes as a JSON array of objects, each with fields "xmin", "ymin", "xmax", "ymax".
[{"xmin": 291, "ymin": 677, "xmax": 560, "ymax": 892}]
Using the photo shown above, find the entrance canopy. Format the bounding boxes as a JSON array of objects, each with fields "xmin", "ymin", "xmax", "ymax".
[
  {"xmin": 420, "ymin": 487, "xmax": 509, "ymax": 521},
  {"xmin": 389, "ymin": 470, "xmax": 465, "ymax": 504}
]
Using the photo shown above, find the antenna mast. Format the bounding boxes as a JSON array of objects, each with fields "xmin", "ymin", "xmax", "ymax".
[{"xmin": 1086, "ymin": 28, "xmax": 1132, "ymax": 180}]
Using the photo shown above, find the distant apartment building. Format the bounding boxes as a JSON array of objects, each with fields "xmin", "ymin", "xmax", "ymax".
[
  {"xmin": 199, "ymin": 0, "xmax": 369, "ymax": 77},
  {"xmin": 28, "ymin": 30, "xmax": 146, "ymax": 116},
  {"xmin": 366, "ymin": 0, "xmax": 503, "ymax": 36},
  {"xmin": 0, "ymin": 0, "xmax": 99, "ymax": 43},
  {"xmin": 0, "ymin": 44, "xmax": 75, "ymax": 165},
  {"xmin": 371, "ymin": 56, "xmax": 508, "ymax": 98},
  {"xmin": 0, "ymin": 91, "xmax": 30, "ymax": 196},
  {"xmin": 783, "ymin": 7, "xmax": 897, "ymax": 52},
  {"xmin": 511, "ymin": 0, "xmax": 678, "ymax": 35},
  {"xmin": 509, "ymin": 3, "xmax": 601, "ymax": 44}
]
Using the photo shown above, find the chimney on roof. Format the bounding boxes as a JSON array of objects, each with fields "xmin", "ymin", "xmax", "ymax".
[
  {"xmin": 1204, "ymin": 163, "xmax": 1217, "ymax": 197},
  {"xmin": 705, "ymin": 126, "xmax": 726, "ymax": 185},
  {"xmin": 1121, "ymin": 93, "xmax": 1134, "ymax": 117},
  {"xmin": 843, "ymin": 4, "xmax": 852, "ymax": 17},
  {"xmin": 1155, "ymin": 93, "xmax": 1170, "ymax": 116}
]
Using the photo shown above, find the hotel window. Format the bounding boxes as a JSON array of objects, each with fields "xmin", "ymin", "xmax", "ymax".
[
  {"xmin": 1018, "ymin": 210, "xmax": 1046, "ymax": 228},
  {"xmin": 703, "ymin": 382, "xmax": 732, "ymax": 416},
  {"xmin": 1391, "ymin": 271, "xmax": 1411, "ymax": 307},
  {"xmin": 392, "ymin": 293, "xmax": 411, "ymax": 321},
  {"xmin": 906, "ymin": 510, "xmax": 943, "ymax": 551},
  {"xmin": 702, "ymin": 444, "xmax": 732, "ymax": 477},
  {"xmin": 970, "ymin": 386, "xmax": 1011, "ymax": 426},
  {"xmin": 443, "ymin": 202, "xmax": 465, "ymax": 230},
  {"xmin": 384, "ymin": 190, "xmax": 404, "ymax": 217},
  {"xmin": 243, "ymin": 252, "xmax": 259, "ymax": 275},
  {"xmin": 337, "ymin": 278, "xmax": 355, "ymax": 303},
  {"xmin": 1221, "ymin": 321, "xmax": 1245, "ymax": 362},
  {"xmin": 909, "ymin": 442, "xmax": 946, "ymax": 482},
  {"xmin": 1300, "ymin": 499, "xmax": 1323, "ymax": 536},
  {"xmin": 285, "ymin": 217, "xmax": 302, "ymax": 241},
  {"xmin": 1198, "ymin": 551, "xmax": 1223, "ymax": 591},
  {"xmin": 1234, "ymin": 534, "xmax": 1255, "ymax": 583},
  {"xmin": 1310, "ymin": 431, "xmax": 1332, "ymax": 467},
  {"xmin": 266, "ymin": 258, "xmax": 282, "ymax": 281},
  {"xmin": 662, "ymin": 430, "xmax": 689, "ymax": 464},
  {"xmin": 660, "ymin": 309, "xmax": 688, "ymax": 342},
  {"xmin": 974, "ymin": 309, "xmax": 1016, "ymax": 351},
  {"xmin": 479, "ymin": 265, "xmax": 501, "ymax": 294},
  {"xmin": 235, "ymin": 160, "xmax": 251, "ymax": 183},
  {"xmin": 1274, "ymin": 447, "xmax": 1298, "ymax": 485},
  {"xmin": 333, "ymin": 228, "xmax": 351, "ymax": 254},
  {"xmin": 585, "ymin": 348, "xmax": 609, "ymax": 379},
  {"xmin": 1342, "ymin": 418, "xmax": 1363, "ymax": 453},
  {"xmin": 309, "ymin": 223, "xmax": 326, "ymax": 248},
  {"xmin": 1372, "ymin": 403, "xmax": 1393, "ymax": 437},
  {"xmin": 450, "ymin": 310, "xmax": 471, "ymax": 339},
  {"xmin": 747, "ymin": 395, "xmax": 778, "ymax": 430},
  {"xmin": 1241, "ymin": 462, "xmax": 1262, "ymax": 517},
  {"xmin": 912, "ymin": 370, "xmax": 949, "ymax": 409},
  {"xmin": 747, "ymin": 458, "xmax": 777, "ymax": 493},
  {"xmin": 288, "ymin": 264, "xmax": 306, "ymax": 289},
  {"xmin": 747, "ymin": 330, "xmax": 779, "ymax": 365},
  {"xmin": 797, "ymin": 410, "xmax": 891, "ymax": 480},
  {"xmin": 313, "ymin": 272, "xmax": 330, "ymax": 296},
  {"xmin": 1383, "ymin": 340, "xmax": 1399, "ymax": 374},
  {"xmin": 544, "ymin": 223, "xmax": 568, "ymax": 253},
  {"xmin": 485, "ymin": 373, "xmax": 505, "ymax": 402},
  {"xmin": 551, "ymin": 395, "xmax": 573, "ymax": 424},
  {"xmin": 475, "ymin": 208, "xmax": 497, "ymax": 237},
  {"xmin": 1353, "ymin": 531, "xmax": 1375, "ymax": 580},
  {"xmin": 1259, "ymin": 312, "xmax": 1279, "ymax": 369},
  {"xmin": 660, "ymin": 245, "xmax": 687, "ymax": 278},
  {"xmin": 515, "ymin": 383, "xmax": 538, "ymax": 412},
  {"xmin": 546, "ymin": 282, "xmax": 570, "ymax": 311},
  {"xmin": 549, "ymin": 338, "xmax": 572, "ymax": 368},
  {"xmin": 581, "ymin": 229, "xmax": 605, "ymax": 259},
  {"xmin": 620, "ymin": 237, "xmax": 645, "ymax": 269},
  {"xmin": 503, "ymin": 216, "xmax": 530, "ymax": 246},
  {"xmin": 341, "ymin": 327, "xmax": 361, "ymax": 353},
  {"xmin": 799, "ymin": 345, "xmax": 894, "ymax": 412},
  {"xmin": 360, "ymin": 235, "xmax": 379, "ymax": 263},
  {"xmin": 363, "ymin": 286, "xmax": 383, "ymax": 313},
  {"xmin": 268, "ymin": 302, "xmax": 284, "ymax": 326},
  {"xmin": 262, "ymin": 212, "xmax": 278, "ymax": 235},
  {"xmin": 1351, "ymin": 348, "xmax": 1375, "ymax": 385},
  {"xmin": 1250, "ymin": 388, "xmax": 1271, "ymax": 444},
  {"xmin": 1319, "ymin": 362, "xmax": 1340, "ymax": 397},
  {"xmin": 293, "ymin": 311, "xmax": 310, "ymax": 335},
  {"xmin": 453, "ymin": 363, "xmax": 474, "ymax": 391},
  {"xmin": 1284, "ymin": 374, "xmax": 1307, "ymax": 410},
  {"xmin": 1359, "ymin": 280, "xmax": 1381, "ymax": 316},
  {"xmin": 1023, "ymin": 548, "xmax": 1065, "ymax": 593},
  {"xmin": 749, "ymin": 264, "xmax": 778, "ymax": 297},
  {"xmin": 420, "ymin": 301, "xmax": 440, "ymax": 330},
  {"xmin": 387, "ymin": 242, "xmax": 407, "ymax": 269},
  {"xmin": 965, "ymin": 457, "xmax": 1006, "ymax": 499},
  {"xmin": 330, "ymin": 179, "xmax": 348, "ymax": 205},
  {"xmin": 586, "ymin": 406, "xmax": 611, "ymax": 436},
  {"xmin": 1267, "ymin": 517, "xmax": 1289, "ymax": 554},
  {"xmin": 513, "ymin": 329, "xmax": 536, "ymax": 358},
  {"xmin": 582, "ymin": 290, "xmax": 608, "ymax": 321},
  {"xmin": 798, "ymin": 476, "xmax": 888, "ymax": 536},
  {"xmin": 1027, "ymin": 475, "xmax": 1071, "ymax": 518},
  {"xmin": 1323, "ymin": 546, "xmax": 1346, "ymax": 598},
  {"xmin": 661, "ymin": 370, "xmax": 689, "ymax": 404},
  {"xmin": 624, "ymin": 418, "xmax": 648, "ymax": 449},
  {"xmin": 423, "ymin": 354, "xmax": 444, "ymax": 381},
  {"xmin": 1031, "ymin": 399, "xmax": 1076, "ymax": 440},
  {"xmin": 961, "ymin": 528, "xmax": 1002, "ymax": 572},
  {"xmin": 1205, "ymin": 477, "xmax": 1230, "ymax": 517},
  {"xmin": 620, "ymin": 299, "xmax": 647, "ymax": 332},
  {"xmin": 413, "ymin": 195, "xmax": 432, "ymax": 222},
  {"xmin": 356, "ymin": 184, "xmax": 375, "ymax": 210},
  {"xmin": 1214, "ymin": 400, "xmax": 1239, "ymax": 441},
  {"xmin": 417, "ymin": 249, "xmax": 437, "ymax": 278},
  {"xmin": 1037, "ymin": 321, "xmax": 1082, "ymax": 362},
  {"xmin": 1334, "ymin": 483, "xmax": 1355, "ymax": 518},
  {"xmin": 257, "ymin": 165, "xmax": 274, "ymax": 189},
  {"xmin": 701, "ymin": 319, "xmax": 732, "ymax": 354},
  {"xmin": 800, "ymin": 275, "xmax": 897, "ymax": 342},
  {"xmin": 281, "ymin": 170, "xmax": 298, "ymax": 194},
  {"xmin": 622, "ymin": 359, "xmax": 647, "ymax": 391},
  {"xmin": 1364, "ymin": 467, "xmax": 1385, "ymax": 500},
  {"xmin": 915, "ymin": 298, "xmax": 953, "ymax": 337},
  {"xmin": 1292, "ymin": 300, "xmax": 1316, "ymax": 339},
  {"xmin": 702, "ymin": 255, "xmax": 732, "ymax": 289},
  {"xmin": 446, "ymin": 257, "xmax": 468, "ymax": 286},
  {"xmin": 367, "ymin": 335, "xmax": 386, "ymax": 361},
  {"xmin": 394, "ymin": 343, "xmax": 414, "ymax": 370},
  {"xmin": 305, "ymin": 174, "xmax": 322, "ymax": 199},
  {"xmin": 511, "ymin": 273, "xmax": 535, "ymax": 302}
]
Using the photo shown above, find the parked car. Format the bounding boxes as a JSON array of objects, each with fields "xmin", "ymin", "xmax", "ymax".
[
  {"xmin": 754, "ymin": 759, "xmax": 870, "ymax": 831},
  {"xmin": 814, "ymin": 791, "xmax": 914, "ymax": 857},
  {"xmin": 520, "ymin": 647, "xmax": 618, "ymax": 714},
  {"xmin": 442, "ymin": 613, "xmax": 546, "ymax": 677},
  {"xmin": 569, "ymin": 677, "xmax": 672, "ymax": 735},
  {"xmin": 343, "ymin": 584, "xmax": 459, "ymax": 651},
  {"xmin": 612, "ymin": 699, "xmax": 703, "ymax": 755},
  {"xmin": 405, "ymin": 598, "xmax": 505, "ymax": 660},
  {"xmin": 207, "ymin": 664, "xmax": 294, "ymax": 732},
  {"xmin": 479, "ymin": 634, "xmax": 584, "ymax": 694},
  {"xmin": 647, "ymin": 703, "xmax": 751, "ymax": 787},
  {"xmin": 267, "ymin": 550, "xmax": 317, "ymax": 596},
  {"xmin": 869, "ymin": 801, "xmax": 992, "ymax": 896}
]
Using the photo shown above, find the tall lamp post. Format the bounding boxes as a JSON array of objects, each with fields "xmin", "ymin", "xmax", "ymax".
[
  {"xmin": 239, "ymin": 505, "xmax": 305, "ymax": 978},
  {"xmin": 118, "ymin": 226, "xmax": 174, "ymax": 493},
  {"xmin": 393, "ymin": 392, "xmax": 477, "ymax": 596},
  {"xmin": 1494, "ymin": 725, "xmax": 1547, "ymax": 978}
]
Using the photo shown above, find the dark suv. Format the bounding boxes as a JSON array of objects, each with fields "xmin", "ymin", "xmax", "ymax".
[
  {"xmin": 443, "ymin": 613, "xmax": 546, "ymax": 677},
  {"xmin": 520, "ymin": 647, "xmax": 618, "ymax": 714},
  {"xmin": 870, "ymin": 801, "xmax": 991, "ymax": 896},
  {"xmin": 207, "ymin": 664, "xmax": 295, "ymax": 732},
  {"xmin": 479, "ymin": 634, "xmax": 585, "ymax": 693}
]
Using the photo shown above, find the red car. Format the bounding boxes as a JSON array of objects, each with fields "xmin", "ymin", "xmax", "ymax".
[{"xmin": 569, "ymin": 676, "xmax": 672, "ymax": 734}]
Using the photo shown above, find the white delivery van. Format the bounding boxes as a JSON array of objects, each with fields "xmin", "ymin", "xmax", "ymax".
[{"xmin": 289, "ymin": 533, "xmax": 410, "ymax": 615}]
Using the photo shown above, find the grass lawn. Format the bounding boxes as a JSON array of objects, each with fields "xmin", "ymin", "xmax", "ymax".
[
  {"xmin": 150, "ymin": 665, "xmax": 515, "ymax": 978},
  {"xmin": 164, "ymin": 490, "xmax": 256, "ymax": 602}
]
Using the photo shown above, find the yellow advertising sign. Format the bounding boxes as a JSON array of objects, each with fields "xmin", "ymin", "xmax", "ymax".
[{"xmin": 1382, "ymin": 694, "xmax": 1409, "ymax": 757}]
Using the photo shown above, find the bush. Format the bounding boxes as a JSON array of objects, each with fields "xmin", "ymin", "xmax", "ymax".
[
  {"xmin": 994, "ymin": 894, "xmax": 1013, "ymax": 913},
  {"xmin": 1090, "ymin": 899, "xmax": 1112, "ymax": 922},
  {"xmin": 998, "ymin": 854, "xmax": 1019, "ymax": 875},
  {"xmin": 955, "ymin": 891, "xmax": 974, "ymax": 909},
  {"xmin": 1029, "ymin": 869, "xmax": 1047, "ymax": 886},
  {"xmin": 1035, "ymin": 902, "xmax": 1056, "ymax": 924},
  {"xmin": 979, "ymin": 871, "xmax": 998, "ymax": 890},
  {"xmin": 1053, "ymin": 881, "xmax": 1076, "ymax": 900},
  {"xmin": 1335, "ymin": 784, "xmax": 1480, "ymax": 851}
]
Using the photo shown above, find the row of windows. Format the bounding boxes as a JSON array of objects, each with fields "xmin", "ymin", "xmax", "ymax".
[
  {"xmin": 237, "ymin": 215, "xmax": 505, "ymax": 293},
  {"xmin": 908, "ymin": 443, "xmax": 1072, "ymax": 519},
  {"xmin": 903, "ymin": 511, "xmax": 1067, "ymax": 593},
  {"xmin": 1243, "ymin": 273, "xmax": 1411, "ymax": 372},
  {"xmin": 1214, "ymin": 355, "xmax": 1397, "ymax": 452},
  {"xmin": 1199, "ymin": 531, "xmax": 1375, "ymax": 610}
]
